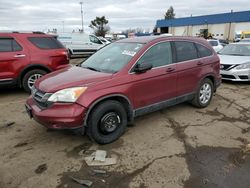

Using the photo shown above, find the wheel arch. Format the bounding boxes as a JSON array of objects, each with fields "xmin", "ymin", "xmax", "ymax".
[
  {"xmin": 204, "ymin": 74, "xmax": 215, "ymax": 91},
  {"xmin": 18, "ymin": 64, "xmax": 52, "ymax": 87},
  {"xmin": 83, "ymin": 94, "xmax": 134, "ymax": 127},
  {"xmin": 198, "ymin": 74, "xmax": 216, "ymax": 92}
]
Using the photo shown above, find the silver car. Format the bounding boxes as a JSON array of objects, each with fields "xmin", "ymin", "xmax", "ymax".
[{"xmin": 218, "ymin": 43, "xmax": 250, "ymax": 81}]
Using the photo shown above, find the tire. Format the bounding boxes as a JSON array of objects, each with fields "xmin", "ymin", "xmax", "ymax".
[
  {"xmin": 22, "ymin": 69, "xmax": 47, "ymax": 93},
  {"xmin": 87, "ymin": 100, "xmax": 127, "ymax": 144},
  {"xmin": 191, "ymin": 78, "xmax": 214, "ymax": 108}
]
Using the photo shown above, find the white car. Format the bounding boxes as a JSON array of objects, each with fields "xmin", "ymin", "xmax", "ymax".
[
  {"xmin": 98, "ymin": 36, "xmax": 111, "ymax": 45},
  {"xmin": 207, "ymin": 39, "xmax": 224, "ymax": 52},
  {"xmin": 218, "ymin": 43, "xmax": 250, "ymax": 81},
  {"xmin": 58, "ymin": 33, "xmax": 105, "ymax": 57}
]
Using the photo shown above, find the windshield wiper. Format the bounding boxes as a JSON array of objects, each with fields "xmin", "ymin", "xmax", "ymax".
[{"xmin": 83, "ymin": 66, "xmax": 100, "ymax": 72}]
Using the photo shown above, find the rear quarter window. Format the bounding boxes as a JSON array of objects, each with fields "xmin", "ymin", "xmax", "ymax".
[
  {"xmin": 28, "ymin": 37, "xmax": 64, "ymax": 49},
  {"xmin": 196, "ymin": 43, "xmax": 213, "ymax": 58},
  {"xmin": 174, "ymin": 41, "xmax": 198, "ymax": 62}
]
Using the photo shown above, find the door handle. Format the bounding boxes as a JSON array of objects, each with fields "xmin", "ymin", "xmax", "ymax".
[
  {"xmin": 14, "ymin": 54, "xmax": 26, "ymax": 58},
  {"xmin": 166, "ymin": 67, "xmax": 175, "ymax": 72},
  {"xmin": 197, "ymin": 61, "xmax": 203, "ymax": 66}
]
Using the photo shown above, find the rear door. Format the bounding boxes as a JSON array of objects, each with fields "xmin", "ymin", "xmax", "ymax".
[
  {"xmin": 173, "ymin": 41, "xmax": 203, "ymax": 97},
  {"xmin": 0, "ymin": 37, "xmax": 29, "ymax": 83},
  {"xmin": 130, "ymin": 41, "xmax": 177, "ymax": 114}
]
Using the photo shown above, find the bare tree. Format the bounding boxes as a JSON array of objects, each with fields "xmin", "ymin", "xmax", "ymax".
[
  {"xmin": 165, "ymin": 6, "xmax": 175, "ymax": 19},
  {"xmin": 89, "ymin": 16, "xmax": 110, "ymax": 37}
]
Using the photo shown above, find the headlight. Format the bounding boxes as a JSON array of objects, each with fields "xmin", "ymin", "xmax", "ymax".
[
  {"xmin": 235, "ymin": 62, "xmax": 250, "ymax": 70},
  {"xmin": 48, "ymin": 87, "xmax": 87, "ymax": 103}
]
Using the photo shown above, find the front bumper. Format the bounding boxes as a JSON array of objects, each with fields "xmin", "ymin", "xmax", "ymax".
[
  {"xmin": 26, "ymin": 96, "xmax": 86, "ymax": 129},
  {"xmin": 220, "ymin": 68, "xmax": 250, "ymax": 81}
]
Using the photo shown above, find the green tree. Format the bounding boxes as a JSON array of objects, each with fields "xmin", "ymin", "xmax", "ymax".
[
  {"xmin": 164, "ymin": 6, "xmax": 175, "ymax": 19},
  {"xmin": 89, "ymin": 16, "xmax": 110, "ymax": 37}
]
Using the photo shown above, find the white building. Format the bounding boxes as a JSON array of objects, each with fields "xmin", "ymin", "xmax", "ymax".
[{"xmin": 156, "ymin": 11, "xmax": 250, "ymax": 41}]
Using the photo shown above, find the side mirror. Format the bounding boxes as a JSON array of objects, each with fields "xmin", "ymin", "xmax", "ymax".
[{"xmin": 134, "ymin": 63, "xmax": 153, "ymax": 73}]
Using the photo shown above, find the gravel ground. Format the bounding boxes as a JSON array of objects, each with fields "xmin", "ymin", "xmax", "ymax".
[{"xmin": 0, "ymin": 59, "xmax": 249, "ymax": 188}]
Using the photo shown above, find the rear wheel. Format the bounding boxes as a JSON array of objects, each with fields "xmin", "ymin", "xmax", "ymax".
[
  {"xmin": 192, "ymin": 78, "xmax": 214, "ymax": 108},
  {"xmin": 87, "ymin": 100, "xmax": 127, "ymax": 144},
  {"xmin": 22, "ymin": 69, "xmax": 47, "ymax": 93}
]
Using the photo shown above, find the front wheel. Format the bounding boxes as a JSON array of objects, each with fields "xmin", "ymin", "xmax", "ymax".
[
  {"xmin": 192, "ymin": 78, "xmax": 214, "ymax": 108},
  {"xmin": 22, "ymin": 69, "xmax": 47, "ymax": 93},
  {"xmin": 87, "ymin": 100, "xmax": 127, "ymax": 144}
]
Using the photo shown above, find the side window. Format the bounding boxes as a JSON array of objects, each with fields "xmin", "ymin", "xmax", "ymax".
[
  {"xmin": 137, "ymin": 42, "xmax": 172, "ymax": 68},
  {"xmin": 0, "ymin": 38, "xmax": 22, "ymax": 52},
  {"xmin": 89, "ymin": 35, "xmax": 102, "ymax": 44},
  {"xmin": 28, "ymin": 37, "xmax": 64, "ymax": 49},
  {"xmin": 196, "ymin": 43, "xmax": 213, "ymax": 58},
  {"xmin": 174, "ymin": 41, "xmax": 198, "ymax": 62}
]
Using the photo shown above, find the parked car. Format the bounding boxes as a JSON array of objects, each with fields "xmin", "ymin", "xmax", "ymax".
[
  {"xmin": 0, "ymin": 31, "xmax": 70, "ymax": 92},
  {"xmin": 26, "ymin": 36, "xmax": 221, "ymax": 144},
  {"xmin": 218, "ymin": 43, "xmax": 250, "ymax": 81},
  {"xmin": 98, "ymin": 36, "xmax": 111, "ymax": 45},
  {"xmin": 207, "ymin": 39, "xmax": 224, "ymax": 52},
  {"xmin": 239, "ymin": 38, "xmax": 250, "ymax": 43},
  {"xmin": 58, "ymin": 33, "xmax": 105, "ymax": 57}
]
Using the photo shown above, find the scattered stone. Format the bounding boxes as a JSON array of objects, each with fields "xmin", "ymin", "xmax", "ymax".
[
  {"xmin": 35, "ymin": 164, "xmax": 47, "ymax": 174},
  {"xmin": 242, "ymin": 127, "xmax": 250, "ymax": 134},
  {"xmin": 92, "ymin": 169, "xmax": 107, "ymax": 174},
  {"xmin": 70, "ymin": 176, "xmax": 93, "ymax": 187},
  {"xmin": 5, "ymin": 121, "xmax": 15, "ymax": 127},
  {"xmin": 203, "ymin": 178, "xmax": 210, "ymax": 184},
  {"xmin": 14, "ymin": 142, "xmax": 28, "ymax": 148},
  {"xmin": 94, "ymin": 150, "xmax": 107, "ymax": 162},
  {"xmin": 84, "ymin": 151, "xmax": 117, "ymax": 166},
  {"xmin": 89, "ymin": 169, "xmax": 110, "ymax": 178}
]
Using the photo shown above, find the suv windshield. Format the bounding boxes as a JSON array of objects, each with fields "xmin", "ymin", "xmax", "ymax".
[
  {"xmin": 81, "ymin": 42, "xmax": 144, "ymax": 73},
  {"xmin": 218, "ymin": 44, "xmax": 250, "ymax": 56}
]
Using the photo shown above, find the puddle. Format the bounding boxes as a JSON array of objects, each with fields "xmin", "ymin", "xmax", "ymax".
[{"xmin": 66, "ymin": 143, "xmax": 93, "ymax": 158}]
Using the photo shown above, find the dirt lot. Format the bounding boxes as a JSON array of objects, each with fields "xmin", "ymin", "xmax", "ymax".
[{"xmin": 0, "ymin": 60, "xmax": 250, "ymax": 188}]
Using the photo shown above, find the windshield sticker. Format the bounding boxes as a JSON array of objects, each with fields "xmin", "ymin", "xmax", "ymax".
[{"xmin": 122, "ymin": 50, "xmax": 136, "ymax": 56}]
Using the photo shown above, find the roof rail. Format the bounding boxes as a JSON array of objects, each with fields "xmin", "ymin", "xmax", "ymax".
[{"xmin": 0, "ymin": 31, "xmax": 45, "ymax": 34}]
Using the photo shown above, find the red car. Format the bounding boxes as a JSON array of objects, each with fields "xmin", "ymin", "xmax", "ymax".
[
  {"xmin": 26, "ymin": 36, "xmax": 221, "ymax": 144},
  {"xmin": 0, "ymin": 31, "xmax": 69, "ymax": 92}
]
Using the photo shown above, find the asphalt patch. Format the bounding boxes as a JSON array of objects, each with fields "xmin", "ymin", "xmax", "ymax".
[{"xmin": 183, "ymin": 146, "xmax": 250, "ymax": 188}]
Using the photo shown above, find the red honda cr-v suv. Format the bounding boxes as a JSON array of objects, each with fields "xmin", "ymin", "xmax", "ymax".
[
  {"xmin": 0, "ymin": 31, "xmax": 69, "ymax": 92},
  {"xmin": 26, "ymin": 36, "xmax": 221, "ymax": 144}
]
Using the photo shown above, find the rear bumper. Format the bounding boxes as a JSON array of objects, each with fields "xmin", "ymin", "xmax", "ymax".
[
  {"xmin": 26, "ymin": 96, "xmax": 86, "ymax": 129},
  {"xmin": 55, "ymin": 64, "xmax": 72, "ymax": 70},
  {"xmin": 215, "ymin": 76, "xmax": 222, "ymax": 89}
]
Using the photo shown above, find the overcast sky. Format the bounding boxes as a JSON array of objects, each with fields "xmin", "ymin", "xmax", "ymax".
[{"xmin": 0, "ymin": 0, "xmax": 250, "ymax": 33}]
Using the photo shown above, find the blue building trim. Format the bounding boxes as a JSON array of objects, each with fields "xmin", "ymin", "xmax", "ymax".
[{"xmin": 156, "ymin": 11, "xmax": 250, "ymax": 28}]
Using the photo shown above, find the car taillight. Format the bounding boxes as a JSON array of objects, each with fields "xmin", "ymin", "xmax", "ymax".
[{"xmin": 59, "ymin": 50, "xmax": 69, "ymax": 60}]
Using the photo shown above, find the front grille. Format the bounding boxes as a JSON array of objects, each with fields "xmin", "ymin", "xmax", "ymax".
[
  {"xmin": 32, "ymin": 88, "xmax": 52, "ymax": 109},
  {"xmin": 221, "ymin": 74, "xmax": 236, "ymax": 79},
  {"xmin": 220, "ymin": 64, "xmax": 237, "ymax": 71},
  {"xmin": 239, "ymin": 75, "xmax": 249, "ymax": 80}
]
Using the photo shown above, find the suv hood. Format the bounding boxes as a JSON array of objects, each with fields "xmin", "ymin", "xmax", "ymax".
[
  {"xmin": 35, "ymin": 66, "xmax": 112, "ymax": 93},
  {"xmin": 219, "ymin": 54, "xmax": 250, "ymax": 65}
]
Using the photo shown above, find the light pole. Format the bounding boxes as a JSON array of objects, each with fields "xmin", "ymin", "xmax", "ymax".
[
  {"xmin": 62, "ymin": 21, "xmax": 64, "ymax": 33},
  {"xmin": 80, "ymin": 1, "xmax": 84, "ymax": 33}
]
